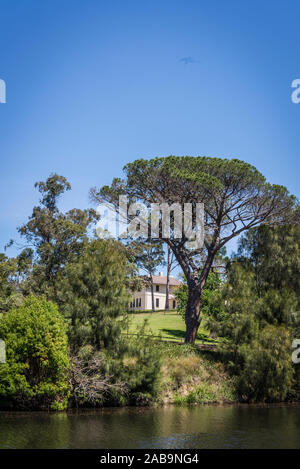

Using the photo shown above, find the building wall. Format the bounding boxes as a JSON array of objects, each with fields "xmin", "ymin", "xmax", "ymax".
[{"xmin": 130, "ymin": 284, "xmax": 179, "ymax": 311}]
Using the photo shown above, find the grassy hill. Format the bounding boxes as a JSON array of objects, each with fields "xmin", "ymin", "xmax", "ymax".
[{"xmin": 126, "ymin": 311, "xmax": 216, "ymax": 345}]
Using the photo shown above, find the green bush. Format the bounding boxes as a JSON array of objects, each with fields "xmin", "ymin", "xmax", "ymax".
[
  {"xmin": 57, "ymin": 239, "xmax": 130, "ymax": 352},
  {"xmin": 0, "ymin": 295, "xmax": 69, "ymax": 410},
  {"xmin": 69, "ymin": 323, "xmax": 162, "ymax": 407},
  {"xmin": 237, "ymin": 325, "xmax": 294, "ymax": 402},
  {"xmin": 185, "ymin": 384, "xmax": 217, "ymax": 404},
  {"xmin": 109, "ymin": 329, "xmax": 162, "ymax": 405},
  {"xmin": 97, "ymin": 322, "xmax": 162, "ymax": 406}
]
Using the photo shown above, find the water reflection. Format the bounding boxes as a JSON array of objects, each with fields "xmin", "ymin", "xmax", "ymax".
[{"xmin": 0, "ymin": 405, "xmax": 299, "ymax": 449}]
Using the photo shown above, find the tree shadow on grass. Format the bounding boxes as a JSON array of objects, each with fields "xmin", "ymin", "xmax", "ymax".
[
  {"xmin": 162, "ymin": 328, "xmax": 215, "ymax": 343},
  {"xmin": 161, "ymin": 328, "xmax": 185, "ymax": 340}
]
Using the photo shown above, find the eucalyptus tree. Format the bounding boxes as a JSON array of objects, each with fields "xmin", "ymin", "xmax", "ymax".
[
  {"xmin": 0, "ymin": 254, "xmax": 19, "ymax": 312},
  {"xmin": 90, "ymin": 156, "xmax": 298, "ymax": 343},
  {"xmin": 16, "ymin": 174, "xmax": 97, "ymax": 299}
]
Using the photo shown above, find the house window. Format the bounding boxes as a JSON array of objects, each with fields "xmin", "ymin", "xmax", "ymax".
[
  {"xmin": 173, "ymin": 300, "xmax": 176, "ymax": 309},
  {"xmin": 156, "ymin": 298, "xmax": 159, "ymax": 308},
  {"xmin": 156, "ymin": 285, "xmax": 159, "ymax": 292},
  {"xmin": 139, "ymin": 298, "xmax": 141, "ymax": 307}
]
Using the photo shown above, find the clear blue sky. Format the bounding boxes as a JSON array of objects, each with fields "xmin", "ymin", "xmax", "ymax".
[{"xmin": 0, "ymin": 0, "xmax": 299, "ymax": 257}]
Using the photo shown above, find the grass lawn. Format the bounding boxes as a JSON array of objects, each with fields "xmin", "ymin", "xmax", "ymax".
[{"xmin": 126, "ymin": 311, "xmax": 216, "ymax": 344}]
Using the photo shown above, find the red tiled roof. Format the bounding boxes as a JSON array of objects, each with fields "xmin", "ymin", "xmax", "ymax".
[{"xmin": 152, "ymin": 275, "xmax": 182, "ymax": 286}]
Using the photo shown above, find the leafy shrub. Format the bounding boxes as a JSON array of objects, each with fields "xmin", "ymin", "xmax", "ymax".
[
  {"xmin": 69, "ymin": 324, "xmax": 162, "ymax": 407},
  {"xmin": 237, "ymin": 325, "xmax": 294, "ymax": 402},
  {"xmin": 174, "ymin": 380, "xmax": 236, "ymax": 405},
  {"xmin": 0, "ymin": 295, "xmax": 69, "ymax": 410},
  {"xmin": 57, "ymin": 239, "xmax": 131, "ymax": 352},
  {"xmin": 109, "ymin": 327, "xmax": 162, "ymax": 405},
  {"xmin": 184, "ymin": 384, "xmax": 217, "ymax": 404}
]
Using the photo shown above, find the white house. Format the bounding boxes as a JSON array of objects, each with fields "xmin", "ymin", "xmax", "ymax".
[{"xmin": 130, "ymin": 272, "xmax": 182, "ymax": 311}]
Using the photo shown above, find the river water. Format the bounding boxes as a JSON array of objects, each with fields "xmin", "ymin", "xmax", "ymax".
[{"xmin": 0, "ymin": 405, "xmax": 299, "ymax": 449}]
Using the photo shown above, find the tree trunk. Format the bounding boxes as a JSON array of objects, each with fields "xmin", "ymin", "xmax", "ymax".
[
  {"xmin": 184, "ymin": 251, "xmax": 217, "ymax": 343},
  {"xmin": 185, "ymin": 288, "xmax": 202, "ymax": 344},
  {"xmin": 165, "ymin": 275, "xmax": 169, "ymax": 312},
  {"xmin": 165, "ymin": 248, "xmax": 170, "ymax": 312},
  {"xmin": 150, "ymin": 274, "xmax": 155, "ymax": 312}
]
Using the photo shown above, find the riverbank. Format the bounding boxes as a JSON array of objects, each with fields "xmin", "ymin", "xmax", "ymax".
[
  {"xmin": 124, "ymin": 312, "xmax": 236, "ymax": 405},
  {"xmin": 157, "ymin": 343, "xmax": 237, "ymax": 405},
  {"xmin": 157, "ymin": 341, "xmax": 300, "ymax": 406},
  {"xmin": 1, "ymin": 340, "xmax": 298, "ymax": 411}
]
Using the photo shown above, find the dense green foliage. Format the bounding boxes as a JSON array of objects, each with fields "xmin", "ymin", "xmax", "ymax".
[
  {"xmin": 0, "ymin": 171, "xmax": 299, "ymax": 409},
  {"xmin": 212, "ymin": 225, "xmax": 300, "ymax": 402},
  {"xmin": 57, "ymin": 239, "xmax": 130, "ymax": 351},
  {"xmin": 91, "ymin": 155, "xmax": 297, "ymax": 343},
  {"xmin": 67, "ymin": 324, "xmax": 161, "ymax": 407},
  {"xmin": 0, "ymin": 254, "xmax": 22, "ymax": 313},
  {"xmin": 237, "ymin": 224, "xmax": 300, "ymax": 332},
  {"xmin": 237, "ymin": 325, "xmax": 294, "ymax": 402},
  {"xmin": 0, "ymin": 296, "xmax": 69, "ymax": 410},
  {"xmin": 56, "ymin": 237, "xmax": 162, "ymax": 405},
  {"xmin": 174, "ymin": 224, "xmax": 299, "ymax": 402},
  {"xmin": 0, "ymin": 175, "xmax": 162, "ymax": 408},
  {"xmin": 107, "ymin": 326, "xmax": 162, "ymax": 405}
]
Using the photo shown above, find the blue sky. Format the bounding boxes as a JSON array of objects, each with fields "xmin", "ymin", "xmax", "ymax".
[{"xmin": 0, "ymin": 0, "xmax": 299, "ymax": 258}]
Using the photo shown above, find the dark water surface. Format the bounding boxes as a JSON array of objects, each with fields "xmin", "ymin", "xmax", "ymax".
[{"xmin": 0, "ymin": 405, "xmax": 300, "ymax": 449}]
